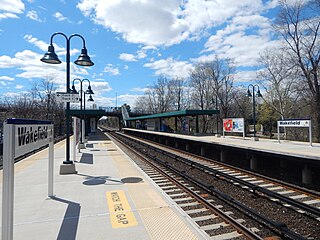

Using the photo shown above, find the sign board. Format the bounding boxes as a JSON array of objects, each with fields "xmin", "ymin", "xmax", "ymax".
[
  {"xmin": 278, "ymin": 119, "xmax": 310, "ymax": 127},
  {"xmin": 2, "ymin": 119, "xmax": 54, "ymax": 240},
  {"xmin": 56, "ymin": 92, "xmax": 80, "ymax": 103},
  {"xmin": 277, "ymin": 119, "xmax": 312, "ymax": 146},
  {"xmin": 15, "ymin": 124, "xmax": 53, "ymax": 158},
  {"xmin": 223, "ymin": 118, "xmax": 244, "ymax": 133},
  {"xmin": 223, "ymin": 118, "xmax": 245, "ymax": 139}
]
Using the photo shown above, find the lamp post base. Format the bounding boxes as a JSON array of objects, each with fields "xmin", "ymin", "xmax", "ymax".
[
  {"xmin": 78, "ymin": 143, "xmax": 86, "ymax": 149},
  {"xmin": 251, "ymin": 136, "xmax": 259, "ymax": 141},
  {"xmin": 60, "ymin": 163, "xmax": 77, "ymax": 174}
]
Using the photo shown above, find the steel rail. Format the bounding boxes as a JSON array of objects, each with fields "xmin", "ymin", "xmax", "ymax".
[
  {"xmin": 118, "ymin": 130, "xmax": 320, "ymax": 198},
  {"xmin": 122, "ymin": 133, "xmax": 320, "ymax": 218},
  {"xmin": 108, "ymin": 132, "xmax": 264, "ymax": 240},
  {"xmin": 110, "ymin": 132, "xmax": 308, "ymax": 240}
]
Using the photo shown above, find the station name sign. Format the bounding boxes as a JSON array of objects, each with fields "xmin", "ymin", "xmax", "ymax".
[
  {"xmin": 278, "ymin": 120, "xmax": 310, "ymax": 127},
  {"xmin": 15, "ymin": 124, "xmax": 53, "ymax": 158}
]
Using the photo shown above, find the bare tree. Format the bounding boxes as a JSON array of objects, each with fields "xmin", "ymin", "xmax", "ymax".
[
  {"xmin": 168, "ymin": 78, "xmax": 188, "ymax": 111},
  {"xmin": 189, "ymin": 63, "xmax": 212, "ymax": 132},
  {"xmin": 205, "ymin": 57, "xmax": 235, "ymax": 119},
  {"xmin": 258, "ymin": 48, "xmax": 302, "ymax": 120},
  {"xmin": 275, "ymin": 0, "xmax": 320, "ymax": 141},
  {"xmin": 32, "ymin": 75, "xmax": 58, "ymax": 119}
]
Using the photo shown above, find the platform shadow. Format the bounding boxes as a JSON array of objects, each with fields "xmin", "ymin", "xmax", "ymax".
[
  {"xmin": 79, "ymin": 153, "xmax": 93, "ymax": 164},
  {"xmin": 77, "ymin": 173, "xmax": 122, "ymax": 186},
  {"xmin": 121, "ymin": 177, "xmax": 144, "ymax": 183},
  {"xmin": 51, "ymin": 196, "xmax": 81, "ymax": 240},
  {"xmin": 85, "ymin": 143, "xmax": 94, "ymax": 148}
]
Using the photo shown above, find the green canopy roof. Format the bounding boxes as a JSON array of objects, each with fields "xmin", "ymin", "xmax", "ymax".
[{"xmin": 126, "ymin": 109, "xmax": 219, "ymax": 121}]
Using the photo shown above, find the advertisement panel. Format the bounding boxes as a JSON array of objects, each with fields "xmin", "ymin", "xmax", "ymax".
[
  {"xmin": 223, "ymin": 118, "xmax": 244, "ymax": 133},
  {"xmin": 223, "ymin": 118, "xmax": 245, "ymax": 139}
]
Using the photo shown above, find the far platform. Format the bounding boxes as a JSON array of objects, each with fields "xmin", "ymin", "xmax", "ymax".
[{"xmin": 122, "ymin": 128, "xmax": 320, "ymax": 161}]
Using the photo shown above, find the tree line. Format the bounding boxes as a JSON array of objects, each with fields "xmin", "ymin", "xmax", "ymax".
[
  {"xmin": 134, "ymin": 0, "xmax": 320, "ymax": 142},
  {"xmin": 0, "ymin": 76, "xmax": 66, "ymax": 138}
]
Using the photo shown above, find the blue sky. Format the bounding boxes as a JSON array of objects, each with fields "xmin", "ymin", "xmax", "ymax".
[{"xmin": 0, "ymin": 0, "xmax": 281, "ymax": 108}]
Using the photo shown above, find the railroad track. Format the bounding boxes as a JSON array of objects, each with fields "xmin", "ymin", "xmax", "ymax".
[
  {"xmin": 104, "ymin": 129, "xmax": 320, "ymax": 239},
  {"xmin": 116, "ymin": 130, "xmax": 320, "ymax": 219},
  {"xmin": 106, "ymin": 131, "xmax": 266, "ymax": 239}
]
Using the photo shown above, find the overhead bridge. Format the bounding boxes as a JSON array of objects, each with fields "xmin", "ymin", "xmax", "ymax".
[{"xmin": 69, "ymin": 108, "xmax": 147, "ymax": 132}]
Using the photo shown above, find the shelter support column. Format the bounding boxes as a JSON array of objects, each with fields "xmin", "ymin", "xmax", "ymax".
[
  {"xmin": 196, "ymin": 116, "xmax": 199, "ymax": 133},
  {"xmin": 302, "ymin": 164, "xmax": 312, "ymax": 185},
  {"xmin": 118, "ymin": 116, "xmax": 121, "ymax": 131},
  {"xmin": 220, "ymin": 149, "xmax": 226, "ymax": 162},
  {"xmin": 201, "ymin": 146, "xmax": 205, "ymax": 156},
  {"xmin": 186, "ymin": 142, "xmax": 190, "ymax": 152},
  {"xmin": 175, "ymin": 117, "xmax": 178, "ymax": 132},
  {"xmin": 250, "ymin": 155, "xmax": 258, "ymax": 171}
]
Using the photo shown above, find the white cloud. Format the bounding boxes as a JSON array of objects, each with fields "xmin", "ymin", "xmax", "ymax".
[
  {"xmin": 0, "ymin": 76, "xmax": 14, "ymax": 81},
  {"xmin": 15, "ymin": 84, "xmax": 23, "ymax": 89},
  {"xmin": 91, "ymin": 81, "xmax": 112, "ymax": 92},
  {"xmin": 24, "ymin": 35, "xmax": 48, "ymax": 51},
  {"xmin": 118, "ymin": 94, "xmax": 142, "ymax": 107},
  {"xmin": 0, "ymin": 12, "xmax": 19, "ymax": 19},
  {"xmin": 198, "ymin": 13, "xmax": 278, "ymax": 67},
  {"xmin": 131, "ymin": 87, "xmax": 149, "ymax": 93},
  {"xmin": 77, "ymin": 0, "xmax": 188, "ymax": 46},
  {"xmin": 233, "ymin": 71, "xmax": 258, "ymax": 83},
  {"xmin": 54, "ymin": 12, "xmax": 68, "ymax": 22},
  {"xmin": 144, "ymin": 57, "xmax": 193, "ymax": 79},
  {"xmin": 24, "ymin": 34, "xmax": 80, "ymax": 57},
  {"xmin": 103, "ymin": 64, "xmax": 120, "ymax": 76},
  {"xmin": 3, "ymin": 92, "xmax": 21, "ymax": 98},
  {"xmin": 119, "ymin": 48, "xmax": 148, "ymax": 62},
  {"xmin": 0, "ymin": 0, "xmax": 24, "ymax": 19},
  {"xmin": 26, "ymin": 10, "xmax": 42, "ymax": 22},
  {"xmin": 77, "ymin": 0, "xmax": 276, "ymax": 47},
  {"xmin": 119, "ymin": 53, "xmax": 137, "ymax": 62},
  {"xmin": 0, "ymin": 49, "xmax": 90, "ymax": 90}
]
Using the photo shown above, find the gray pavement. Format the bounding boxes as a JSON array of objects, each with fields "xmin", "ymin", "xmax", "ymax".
[{"xmin": 0, "ymin": 131, "xmax": 206, "ymax": 240}]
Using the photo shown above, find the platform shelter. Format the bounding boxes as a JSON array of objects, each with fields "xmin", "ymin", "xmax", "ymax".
[{"xmin": 125, "ymin": 109, "xmax": 219, "ymax": 134}]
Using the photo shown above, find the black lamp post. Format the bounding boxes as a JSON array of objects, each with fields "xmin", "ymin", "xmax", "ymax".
[
  {"xmin": 71, "ymin": 78, "xmax": 94, "ymax": 148},
  {"xmin": 212, "ymin": 95, "xmax": 220, "ymax": 136},
  {"xmin": 246, "ymin": 84, "xmax": 262, "ymax": 141},
  {"xmin": 41, "ymin": 33, "xmax": 94, "ymax": 164}
]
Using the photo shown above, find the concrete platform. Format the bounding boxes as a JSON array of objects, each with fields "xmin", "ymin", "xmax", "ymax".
[
  {"xmin": 123, "ymin": 128, "xmax": 320, "ymax": 161},
  {"xmin": 0, "ymin": 130, "xmax": 207, "ymax": 240}
]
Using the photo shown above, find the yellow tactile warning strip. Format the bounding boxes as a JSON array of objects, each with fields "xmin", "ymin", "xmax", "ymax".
[
  {"xmin": 108, "ymin": 146, "xmax": 201, "ymax": 239},
  {"xmin": 106, "ymin": 190, "xmax": 138, "ymax": 228},
  {"xmin": 139, "ymin": 207, "xmax": 199, "ymax": 240}
]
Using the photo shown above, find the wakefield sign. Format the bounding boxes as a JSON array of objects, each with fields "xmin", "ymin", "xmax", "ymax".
[
  {"xmin": 277, "ymin": 119, "xmax": 312, "ymax": 146},
  {"xmin": 16, "ymin": 124, "xmax": 52, "ymax": 158},
  {"xmin": 2, "ymin": 119, "xmax": 54, "ymax": 240}
]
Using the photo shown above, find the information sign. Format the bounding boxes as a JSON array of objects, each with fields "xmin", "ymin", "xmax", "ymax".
[
  {"xmin": 56, "ymin": 92, "xmax": 80, "ymax": 103},
  {"xmin": 277, "ymin": 119, "xmax": 312, "ymax": 146},
  {"xmin": 278, "ymin": 119, "xmax": 310, "ymax": 127}
]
